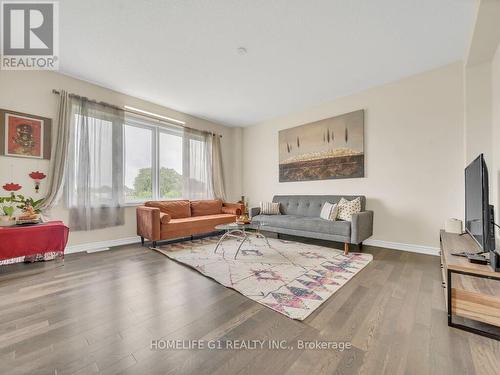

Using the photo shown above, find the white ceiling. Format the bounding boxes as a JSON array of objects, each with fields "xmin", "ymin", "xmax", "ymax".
[{"xmin": 60, "ymin": 0, "xmax": 475, "ymax": 127}]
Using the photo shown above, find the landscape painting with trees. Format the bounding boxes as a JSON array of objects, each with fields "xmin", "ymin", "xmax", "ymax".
[{"xmin": 279, "ymin": 110, "xmax": 364, "ymax": 182}]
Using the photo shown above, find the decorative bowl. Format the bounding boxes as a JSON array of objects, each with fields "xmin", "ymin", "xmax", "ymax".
[{"xmin": 236, "ymin": 214, "xmax": 251, "ymax": 225}]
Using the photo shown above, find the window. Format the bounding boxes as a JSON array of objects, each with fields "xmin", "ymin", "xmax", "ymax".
[
  {"xmin": 64, "ymin": 98, "xmax": 216, "ymax": 231},
  {"xmin": 124, "ymin": 123, "xmax": 153, "ymax": 202},
  {"xmin": 159, "ymin": 130, "xmax": 183, "ymax": 199},
  {"xmin": 123, "ymin": 115, "xmax": 213, "ymax": 203}
]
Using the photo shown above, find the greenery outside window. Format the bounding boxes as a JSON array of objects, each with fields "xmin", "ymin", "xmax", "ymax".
[{"xmin": 124, "ymin": 115, "xmax": 209, "ymax": 203}]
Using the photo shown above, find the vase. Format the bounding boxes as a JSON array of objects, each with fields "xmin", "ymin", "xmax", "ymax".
[{"xmin": 0, "ymin": 216, "xmax": 16, "ymax": 227}]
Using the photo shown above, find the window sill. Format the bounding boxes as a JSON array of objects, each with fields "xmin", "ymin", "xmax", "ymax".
[
  {"xmin": 122, "ymin": 202, "xmax": 148, "ymax": 207},
  {"xmin": 122, "ymin": 198, "xmax": 186, "ymax": 207}
]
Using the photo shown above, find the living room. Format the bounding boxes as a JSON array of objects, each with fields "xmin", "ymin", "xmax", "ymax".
[{"xmin": 0, "ymin": 1, "xmax": 499, "ymax": 374}]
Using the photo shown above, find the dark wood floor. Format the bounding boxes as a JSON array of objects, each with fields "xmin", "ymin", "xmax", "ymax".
[{"xmin": 0, "ymin": 235, "xmax": 499, "ymax": 375}]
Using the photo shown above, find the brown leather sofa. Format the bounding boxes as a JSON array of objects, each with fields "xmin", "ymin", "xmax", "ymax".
[{"xmin": 136, "ymin": 199, "xmax": 244, "ymax": 247}]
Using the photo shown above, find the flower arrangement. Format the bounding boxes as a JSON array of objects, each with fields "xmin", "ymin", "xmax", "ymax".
[{"xmin": 0, "ymin": 183, "xmax": 44, "ymax": 226}]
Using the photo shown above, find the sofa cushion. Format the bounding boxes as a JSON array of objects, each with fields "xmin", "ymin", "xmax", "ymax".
[
  {"xmin": 161, "ymin": 214, "xmax": 235, "ymax": 234},
  {"xmin": 222, "ymin": 206, "xmax": 242, "ymax": 215},
  {"xmin": 337, "ymin": 197, "xmax": 362, "ymax": 221},
  {"xmin": 260, "ymin": 201, "xmax": 281, "ymax": 215},
  {"xmin": 190, "ymin": 199, "xmax": 223, "ymax": 217},
  {"xmin": 159, "ymin": 212, "xmax": 171, "ymax": 224},
  {"xmin": 272, "ymin": 195, "xmax": 366, "ymax": 217},
  {"xmin": 319, "ymin": 202, "xmax": 338, "ymax": 221},
  {"xmin": 145, "ymin": 200, "xmax": 191, "ymax": 219},
  {"xmin": 253, "ymin": 214, "xmax": 351, "ymax": 237}
]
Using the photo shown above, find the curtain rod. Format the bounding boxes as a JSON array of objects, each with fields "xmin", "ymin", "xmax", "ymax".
[{"xmin": 51, "ymin": 89, "xmax": 222, "ymax": 138}]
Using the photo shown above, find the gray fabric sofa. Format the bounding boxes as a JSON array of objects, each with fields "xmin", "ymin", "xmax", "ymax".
[{"xmin": 249, "ymin": 195, "xmax": 373, "ymax": 254}]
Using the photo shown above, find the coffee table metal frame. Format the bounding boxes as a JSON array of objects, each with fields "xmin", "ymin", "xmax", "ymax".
[{"xmin": 214, "ymin": 222, "xmax": 270, "ymax": 259}]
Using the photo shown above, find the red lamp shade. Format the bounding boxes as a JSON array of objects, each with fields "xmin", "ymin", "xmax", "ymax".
[
  {"xmin": 29, "ymin": 171, "xmax": 46, "ymax": 181},
  {"xmin": 3, "ymin": 183, "xmax": 22, "ymax": 191}
]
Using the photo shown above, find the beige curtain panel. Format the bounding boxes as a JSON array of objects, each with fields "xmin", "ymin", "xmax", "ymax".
[
  {"xmin": 40, "ymin": 90, "xmax": 71, "ymax": 213},
  {"xmin": 211, "ymin": 134, "xmax": 226, "ymax": 201}
]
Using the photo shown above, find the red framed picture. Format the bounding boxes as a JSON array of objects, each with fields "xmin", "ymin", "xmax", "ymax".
[
  {"xmin": 0, "ymin": 109, "xmax": 51, "ymax": 160},
  {"xmin": 5, "ymin": 114, "xmax": 43, "ymax": 158}
]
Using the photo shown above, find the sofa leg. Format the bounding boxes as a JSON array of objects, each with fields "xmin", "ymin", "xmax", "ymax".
[
  {"xmin": 358, "ymin": 242, "xmax": 363, "ymax": 251},
  {"xmin": 344, "ymin": 242, "xmax": 349, "ymax": 255},
  {"xmin": 141, "ymin": 237, "xmax": 145, "ymax": 246},
  {"xmin": 152, "ymin": 241, "xmax": 157, "ymax": 248}
]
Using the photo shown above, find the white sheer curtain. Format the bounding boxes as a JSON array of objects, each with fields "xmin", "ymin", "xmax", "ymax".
[
  {"xmin": 182, "ymin": 128, "xmax": 213, "ymax": 200},
  {"xmin": 66, "ymin": 98, "xmax": 125, "ymax": 231},
  {"xmin": 181, "ymin": 129, "xmax": 226, "ymax": 200}
]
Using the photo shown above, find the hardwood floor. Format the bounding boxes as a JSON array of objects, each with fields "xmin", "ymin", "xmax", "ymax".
[{"xmin": 0, "ymin": 235, "xmax": 499, "ymax": 375}]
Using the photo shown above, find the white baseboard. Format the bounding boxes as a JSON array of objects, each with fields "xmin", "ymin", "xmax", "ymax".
[
  {"xmin": 363, "ymin": 239, "xmax": 439, "ymax": 256},
  {"xmin": 65, "ymin": 236, "xmax": 141, "ymax": 254},
  {"xmin": 86, "ymin": 247, "xmax": 111, "ymax": 253},
  {"xmin": 65, "ymin": 236, "xmax": 439, "ymax": 257}
]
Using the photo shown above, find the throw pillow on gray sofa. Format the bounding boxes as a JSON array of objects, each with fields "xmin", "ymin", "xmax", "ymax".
[
  {"xmin": 320, "ymin": 202, "xmax": 338, "ymax": 221},
  {"xmin": 260, "ymin": 201, "xmax": 281, "ymax": 215}
]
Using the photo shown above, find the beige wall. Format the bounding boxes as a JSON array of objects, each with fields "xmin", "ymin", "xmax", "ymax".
[
  {"xmin": 242, "ymin": 63, "xmax": 465, "ymax": 250},
  {"xmin": 0, "ymin": 70, "xmax": 242, "ymax": 246},
  {"xmin": 464, "ymin": 0, "xmax": 500, "ymax": 247},
  {"xmin": 464, "ymin": 62, "xmax": 492, "ymax": 166},
  {"xmin": 0, "ymin": 63, "xmax": 480, "ymax": 252}
]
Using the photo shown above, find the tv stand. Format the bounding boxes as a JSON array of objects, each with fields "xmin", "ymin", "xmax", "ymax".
[{"xmin": 440, "ymin": 230, "xmax": 500, "ymax": 340}]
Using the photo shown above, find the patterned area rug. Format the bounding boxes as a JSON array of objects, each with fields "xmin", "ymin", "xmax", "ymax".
[{"xmin": 156, "ymin": 236, "xmax": 372, "ymax": 320}]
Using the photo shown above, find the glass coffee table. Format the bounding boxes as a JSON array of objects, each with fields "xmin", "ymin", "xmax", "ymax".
[{"xmin": 214, "ymin": 222, "xmax": 270, "ymax": 259}]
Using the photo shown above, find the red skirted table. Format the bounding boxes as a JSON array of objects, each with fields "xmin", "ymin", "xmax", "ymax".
[{"xmin": 0, "ymin": 221, "xmax": 69, "ymax": 265}]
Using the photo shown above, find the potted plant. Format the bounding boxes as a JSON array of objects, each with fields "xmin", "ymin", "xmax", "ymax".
[
  {"xmin": 14, "ymin": 195, "xmax": 44, "ymax": 223},
  {"xmin": 0, "ymin": 196, "xmax": 16, "ymax": 227},
  {"xmin": 1, "ymin": 183, "xmax": 22, "ymax": 227},
  {"xmin": 0, "ymin": 183, "xmax": 45, "ymax": 225}
]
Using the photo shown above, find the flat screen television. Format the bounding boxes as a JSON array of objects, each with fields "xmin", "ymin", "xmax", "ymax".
[{"xmin": 465, "ymin": 154, "xmax": 497, "ymax": 264}]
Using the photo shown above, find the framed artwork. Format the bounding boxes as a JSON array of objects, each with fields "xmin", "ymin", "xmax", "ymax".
[
  {"xmin": 279, "ymin": 109, "xmax": 364, "ymax": 182},
  {"xmin": 0, "ymin": 109, "xmax": 51, "ymax": 159}
]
